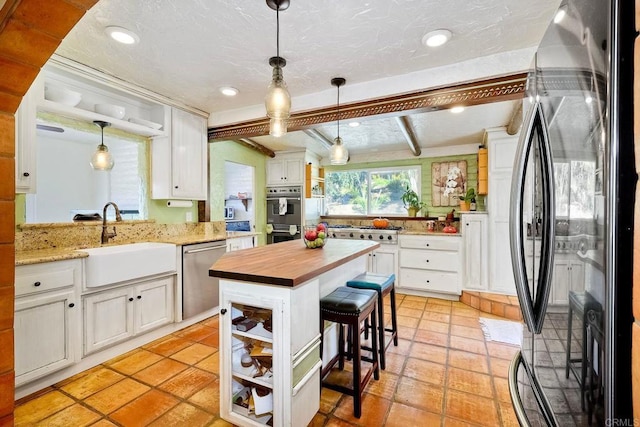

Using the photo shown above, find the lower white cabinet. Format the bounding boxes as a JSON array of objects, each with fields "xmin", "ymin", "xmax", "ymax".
[
  {"xmin": 14, "ymin": 259, "xmax": 81, "ymax": 386},
  {"xmin": 366, "ymin": 246, "xmax": 398, "ymax": 278},
  {"xmin": 461, "ymin": 213, "xmax": 489, "ymax": 290},
  {"xmin": 83, "ymin": 276, "xmax": 174, "ymax": 355},
  {"xmin": 227, "ymin": 236, "xmax": 255, "ymax": 252},
  {"xmin": 398, "ymin": 235, "xmax": 461, "ymax": 295},
  {"xmin": 550, "ymin": 254, "xmax": 585, "ymax": 305}
]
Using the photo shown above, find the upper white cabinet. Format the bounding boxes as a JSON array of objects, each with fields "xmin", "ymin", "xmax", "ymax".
[
  {"xmin": 151, "ymin": 107, "xmax": 208, "ymax": 200},
  {"xmin": 267, "ymin": 152, "xmax": 304, "ymax": 186},
  {"xmin": 461, "ymin": 213, "xmax": 489, "ymax": 290},
  {"xmin": 15, "ymin": 75, "xmax": 41, "ymax": 194}
]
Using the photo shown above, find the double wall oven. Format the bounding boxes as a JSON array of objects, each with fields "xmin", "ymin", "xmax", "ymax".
[{"xmin": 266, "ymin": 186, "xmax": 302, "ymax": 244}]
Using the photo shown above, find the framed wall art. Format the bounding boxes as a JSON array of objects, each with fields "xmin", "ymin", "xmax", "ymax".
[{"xmin": 431, "ymin": 160, "xmax": 467, "ymax": 207}]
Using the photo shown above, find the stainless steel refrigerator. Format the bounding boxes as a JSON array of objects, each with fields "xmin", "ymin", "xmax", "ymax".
[{"xmin": 507, "ymin": 0, "xmax": 635, "ymax": 425}]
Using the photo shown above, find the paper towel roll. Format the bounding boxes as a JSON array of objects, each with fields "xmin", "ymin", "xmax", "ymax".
[{"xmin": 166, "ymin": 200, "xmax": 193, "ymax": 208}]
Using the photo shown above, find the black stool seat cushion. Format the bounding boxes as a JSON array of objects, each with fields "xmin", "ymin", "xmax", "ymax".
[
  {"xmin": 321, "ymin": 287, "xmax": 377, "ymax": 315},
  {"xmin": 346, "ymin": 273, "xmax": 395, "ymax": 293}
]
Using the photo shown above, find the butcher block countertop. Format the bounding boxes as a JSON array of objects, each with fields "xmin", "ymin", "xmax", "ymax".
[{"xmin": 209, "ymin": 239, "xmax": 379, "ymax": 287}]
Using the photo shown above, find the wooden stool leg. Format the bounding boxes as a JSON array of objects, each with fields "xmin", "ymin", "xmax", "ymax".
[
  {"xmin": 338, "ymin": 323, "xmax": 345, "ymax": 370},
  {"xmin": 390, "ymin": 287, "xmax": 399, "ymax": 346},
  {"xmin": 370, "ymin": 306, "xmax": 379, "ymax": 381},
  {"xmin": 565, "ymin": 304, "xmax": 573, "ymax": 379},
  {"xmin": 377, "ymin": 291, "xmax": 386, "ymax": 370},
  {"xmin": 352, "ymin": 320, "xmax": 362, "ymax": 418}
]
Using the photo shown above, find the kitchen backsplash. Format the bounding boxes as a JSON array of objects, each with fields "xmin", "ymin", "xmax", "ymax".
[{"xmin": 16, "ymin": 220, "xmax": 225, "ymax": 252}]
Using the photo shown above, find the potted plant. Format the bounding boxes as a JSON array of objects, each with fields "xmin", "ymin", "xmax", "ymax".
[
  {"xmin": 401, "ymin": 186, "xmax": 426, "ymax": 217},
  {"xmin": 457, "ymin": 188, "xmax": 476, "ymax": 211}
]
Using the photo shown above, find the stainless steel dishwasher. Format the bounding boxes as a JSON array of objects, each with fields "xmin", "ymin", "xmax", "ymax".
[{"xmin": 182, "ymin": 240, "xmax": 227, "ymax": 319}]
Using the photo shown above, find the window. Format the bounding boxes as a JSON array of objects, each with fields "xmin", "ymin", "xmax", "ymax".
[
  {"xmin": 554, "ymin": 160, "xmax": 595, "ymax": 218},
  {"xmin": 325, "ymin": 166, "xmax": 420, "ymax": 216},
  {"xmin": 107, "ymin": 139, "xmax": 147, "ymax": 220}
]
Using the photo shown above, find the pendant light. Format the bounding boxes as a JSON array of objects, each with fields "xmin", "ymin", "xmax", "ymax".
[
  {"xmin": 90, "ymin": 120, "xmax": 114, "ymax": 171},
  {"xmin": 330, "ymin": 77, "xmax": 349, "ymax": 165},
  {"xmin": 264, "ymin": 0, "xmax": 291, "ymax": 137}
]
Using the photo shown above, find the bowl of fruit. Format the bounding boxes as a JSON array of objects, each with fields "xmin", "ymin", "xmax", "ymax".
[{"xmin": 303, "ymin": 224, "xmax": 328, "ymax": 249}]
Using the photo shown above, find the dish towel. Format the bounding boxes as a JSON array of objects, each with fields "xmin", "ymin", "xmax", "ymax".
[
  {"xmin": 278, "ymin": 198, "xmax": 287, "ymax": 215},
  {"xmin": 479, "ymin": 317, "xmax": 523, "ymax": 347}
]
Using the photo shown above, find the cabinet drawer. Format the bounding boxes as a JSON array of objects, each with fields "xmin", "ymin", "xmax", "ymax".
[
  {"xmin": 399, "ymin": 268, "xmax": 459, "ymax": 294},
  {"xmin": 400, "ymin": 248, "xmax": 459, "ymax": 272},
  {"xmin": 15, "ymin": 260, "xmax": 81, "ymax": 297},
  {"xmin": 400, "ymin": 235, "xmax": 460, "ymax": 251}
]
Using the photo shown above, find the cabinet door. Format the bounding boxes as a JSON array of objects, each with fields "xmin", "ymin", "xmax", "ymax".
[
  {"xmin": 171, "ymin": 108, "xmax": 207, "ymax": 199},
  {"xmin": 15, "ymin": 289, "xmax": 78, "ymax": 386},
  {"xmin": 551, "ymin": 257, "xmax": 571, "ymax": 305},
  {"xmin": 461, "ymin": 215, "xmax": 488, "ymax": 290},
  {"xmin": 266, "ymin": 159, "xmax": 285, "ymax": 186},
  {"xmin": 370, "ymin": 249, "xmax": 397, "ymax": 278},
  {"xmin": 83, "ymin": 287, "xmax": 134, "ymax": 355},
  {"xmin": 284, "ymin": 158, "xmax": 303, "ymax": 184},
  {"xmin": 570, "ymin": 260, "xmax": 585, "ymax": 294},
  {"xmin": 15, "ymin": 76, "xmax": 42, "ymax": 193},
  {"xmin": 135, "ymin": 277, "xmax": 174, "ymax": 334}
]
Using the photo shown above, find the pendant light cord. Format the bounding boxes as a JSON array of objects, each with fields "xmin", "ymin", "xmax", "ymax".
[
  {"xmin": 337, "ymin": 85, "xmax": 340, "ymax": 139},
  {"xmin": 276, "ymin": 6, "xmax": 280, "ymax": 59}
]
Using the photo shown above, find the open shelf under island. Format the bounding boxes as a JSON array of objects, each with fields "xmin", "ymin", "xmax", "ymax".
[{"xmin": 209, "ymin": 239, "xmax": 379, "ymax": 427}]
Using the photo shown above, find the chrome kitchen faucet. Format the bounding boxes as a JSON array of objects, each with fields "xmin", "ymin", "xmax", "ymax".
[{"xmin": 101, "ymin": 202, "xmax": 123, "ymax": 244}]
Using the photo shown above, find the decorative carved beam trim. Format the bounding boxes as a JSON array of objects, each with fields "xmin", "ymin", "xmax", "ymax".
[
  {"xmin": 395, "ymin": 116, "xmax": 421, "ymax": 156},
  {"xmin": 209, "ymin": 72, "xmax": 527, "ymax": 141}
]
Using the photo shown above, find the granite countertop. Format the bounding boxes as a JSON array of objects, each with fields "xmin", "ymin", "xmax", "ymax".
[{"xmin": 210, "ymin": 239, "xmax": 379, "ymax": 287}]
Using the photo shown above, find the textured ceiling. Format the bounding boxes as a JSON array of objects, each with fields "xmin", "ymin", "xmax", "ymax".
[{"xmin": 54, "ymin": 0, "xmax": 561, "ymax": 158}]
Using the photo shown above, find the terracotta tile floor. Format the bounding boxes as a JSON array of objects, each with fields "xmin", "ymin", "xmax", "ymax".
[{"xmin": 14, "ymin": 294, "xmax": 521, "ymax": 426}]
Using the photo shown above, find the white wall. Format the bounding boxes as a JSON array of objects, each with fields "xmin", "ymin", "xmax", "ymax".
[{"xmin": 224, "ymin": 161, "xmax": 254, "ymax": 225}]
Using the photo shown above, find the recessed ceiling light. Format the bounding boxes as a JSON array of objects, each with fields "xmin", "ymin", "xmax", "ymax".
[
  {"xmin": 450, "ymin": 106, "xmax": 465, "ymax": 114},
  {"xmin": 422, "ymin": 29, "xmax": 452, "ymax": 47},
  {"xmin": 105, "ymin": 26, "xmax": 140, "ymax": 45},
  {"xmin": 220, "ymin": 87, "xmax": 239, "ymax": 97},
  {"xmin": 553, "ymin": 8, "xmax": 567, "ymax": 24},
  {"xmin": 348, "ymin": 122, "xmax": 360, "ymax": 127}
]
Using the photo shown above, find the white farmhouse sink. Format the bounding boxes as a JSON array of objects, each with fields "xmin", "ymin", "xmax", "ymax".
[{"xmin": 79, "ymin": 242, "xmax": 177, "ymax": 288}]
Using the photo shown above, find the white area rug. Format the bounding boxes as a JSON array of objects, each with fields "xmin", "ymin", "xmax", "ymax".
[{"xmin": 479, "ymin": 317, "xmax": 523, "ymax": 347}]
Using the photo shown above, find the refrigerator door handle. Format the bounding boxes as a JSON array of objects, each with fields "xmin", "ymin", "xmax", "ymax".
[
  {"xmin": 534, "ymin": 105, "xmax": 555, "ymax": 333},
  {"xmin": 510, "ymin": 101, "xmax": 538, "ymax": 332}
]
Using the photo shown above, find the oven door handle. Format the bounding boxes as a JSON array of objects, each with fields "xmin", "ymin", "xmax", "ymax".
[
  {"xmin": 271, "ymin": 230, "xmax": 300, "ymax": 234},
  {"xmin": 266, "ymin": 197, "xmax": 301, "ymax": 201}
]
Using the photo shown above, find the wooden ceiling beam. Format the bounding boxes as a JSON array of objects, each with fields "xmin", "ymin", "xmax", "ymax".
[
  {"xmin": 395, "ymin": 116, "xmax": 421, "ymax": 156},
  {"xmin": 208, "ymin": 72, "xmax": 528, "ymax": 141}
]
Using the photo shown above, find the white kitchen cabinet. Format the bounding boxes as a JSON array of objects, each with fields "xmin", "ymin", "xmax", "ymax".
[
  {"xmin": 398, "ymin": 235, "xmax": 461, "ymax": 295},
  {"xmin": 15, "ymin": 75, "xmax": 42, "ymax": 193},
  {"xmin": 486, "ymin": 129, "xmax": 518, "ymax": 294},
  {"xmin": 227, "ymin": 236, "xmax": 255, "ymax": 252},
  {"xmin": 151, "ymin": 107, "xmax": 208, "ymax": 200},
  {"xmin": 367, "ymin": 247, "xmax": 398, "ymax": 279},
  {"xmin": 14, "ymin": 259, "xmax": 81, "ymax": 386},
  {"xmin": 550, "ymin": 255, "xmax": 585, "ymax": 305},
  {"xmin": 461, "ymin": 213, "xmax": 489, "ymax": 290},
  {"xmin": 266, "ymin": 153, "xmax": 304, "ymax": 186},
  {"xmin": 83, "ymin": 276, "xmax": 174, "ymax": 355},
  {"xmin": 219, "ymin": 280, "xmax": 321, "ymax": 427}
]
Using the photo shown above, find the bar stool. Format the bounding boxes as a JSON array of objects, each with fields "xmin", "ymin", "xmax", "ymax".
[
  {"xmin": 346, "ymin": 273, "xmax": 398, "ymax": 370},
  {"xmin": 320, "ymin": 287, "xmax": 379, "ymax": 418},
  {"xmin": 565, "ymin": 290, "xmax": 602, "ymax": 411}
]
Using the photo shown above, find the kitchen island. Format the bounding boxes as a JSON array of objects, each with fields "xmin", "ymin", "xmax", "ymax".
[{"xmin": 209, "ymin": 239, "xmax": 379, "ymax": 427}]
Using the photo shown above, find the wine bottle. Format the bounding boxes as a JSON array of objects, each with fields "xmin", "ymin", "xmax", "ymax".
[{"xmin": 470, "ymin": 196, "xmax": 477, "ymax": 211}]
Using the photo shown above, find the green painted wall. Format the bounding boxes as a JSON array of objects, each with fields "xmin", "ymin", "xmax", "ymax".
[
  {"xmin": 325, "ymin": 152, "xmax": 481, "ymax": 217},
  {"xmin": 210, "ymin": 141, "xmax": 267, "ymax": 245}
]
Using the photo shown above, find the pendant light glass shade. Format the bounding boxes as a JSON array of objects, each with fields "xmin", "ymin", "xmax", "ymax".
[
  {"xmin": 330, "ymin": 136, "xmax": 348, "ymax": 165},
  {"xmin": 90, "ymin": 121, "xmax": 114, "ymax": 171},
  {"xmin": 265, "ymin": 0, "xmax": 291, "ymax": 137},
  {"xmin": 329, "ymin": 77, "xmax": 348, "ymax": 165}
]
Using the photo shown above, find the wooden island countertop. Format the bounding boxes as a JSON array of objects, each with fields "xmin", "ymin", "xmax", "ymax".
[{"xmin": 209, "ymin": 239, "xmax": 379, "ymax": 287}]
